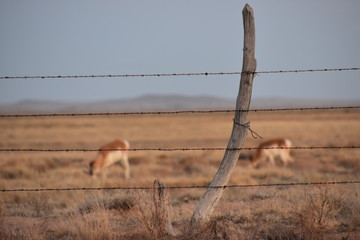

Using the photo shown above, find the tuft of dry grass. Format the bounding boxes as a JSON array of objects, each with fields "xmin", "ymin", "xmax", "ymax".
[
  {"xmin": 134, "ymin": 180, "xmax": 176, "ymax": 239},
  {"xmin": 50, "ymin": 208, "xmax": 115, "ymax": 240},
  {"xmin": 78, "ymin": 192, "xmax": 135, "ymax": 214}
]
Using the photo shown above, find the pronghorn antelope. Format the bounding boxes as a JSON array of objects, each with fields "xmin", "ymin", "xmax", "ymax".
[
  {"xmin": 89, "ymin": 139, "xmax": 130, "ymax": 179},
  {"xmin": 250, "ymin": 138, "xmax": 293, "ymax": 168}
]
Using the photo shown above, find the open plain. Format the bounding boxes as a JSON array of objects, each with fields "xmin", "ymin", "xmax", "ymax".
[{"xmin": 0, "ymin": 109, "xmax": 359, "ymax": 239}]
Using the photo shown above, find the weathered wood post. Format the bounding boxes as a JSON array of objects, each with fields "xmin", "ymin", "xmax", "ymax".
[
  {"xmin": 153, "ymin": 179, "xmax": 175, "ymax": 236},
  {"xmin": 190, "ymin": 4, "xmax": 256, "ymax": 224}
]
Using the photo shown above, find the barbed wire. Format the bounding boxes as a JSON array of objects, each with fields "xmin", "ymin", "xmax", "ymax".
[
  {"xmin": 251, "ymin": 67, "xmax": 360, "ymax": 74},
  {"xmin": 1, "ymin": 180, "xmax": 359, "ymax": 193},
  {"xmin": 0, "ymin": 106, "xmax": 359, "ymax": 118},
  {"xmin": 0, "ymin": 145, "xmax": 359, "ymax": 153},
  {"xmin": 1, "ymin": 67, "xmax": 359, "ymax": 80}
]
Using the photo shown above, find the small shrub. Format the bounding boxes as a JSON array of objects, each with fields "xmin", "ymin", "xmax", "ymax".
[
  {"xmin": 107, "ymin": 196, "xmax": 135, "ymax": 211},
  {"xmin": 296, "ymin": 186, "xmax": 345, "ymax": 239},
  {"xmin": 0, "ymin": 218, "xmax": 47, "ymax": 240},
  {"xmin": 5, "ymin": 193, "xmax": 55, "ymax": 218},
  {"xmin": 0, "ymin": 166, "xmax": 33, "ymax": 179},
  {"xmin": 249, "ymin": 191, "xmax": 273, "ymax": 201},
  {"xmin": 79, "ymin": 193, "xmax": 135, "ymax": 214}
]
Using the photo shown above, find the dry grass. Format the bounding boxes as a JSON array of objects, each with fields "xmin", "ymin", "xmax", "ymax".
[{"xmin": 0, "ymin": 110, "xmax": 360, "ymax": 239}]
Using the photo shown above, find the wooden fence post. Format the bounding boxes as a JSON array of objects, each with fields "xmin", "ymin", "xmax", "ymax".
[
  {"xmin": 153, "ymin": 179, "xmax": 175, "ymax": 236},
  {"xmin": 190, "ymin": 4, "xmax": 256, "ymax": 225}
]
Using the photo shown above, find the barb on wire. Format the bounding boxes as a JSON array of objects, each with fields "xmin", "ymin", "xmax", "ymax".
[
  {"xmin": 0, "ymin": 106, "xmax": 359, "ymax": 118},
  {"xmin": 1, "ymin": 180, "xmax": 359, "ymax": 193},
  {"xmin": 0, "ymin": 145, "xmax": 359, "ymax": 152},
  {"xmin": 1, "ymin": 67, "xmax": 359, "ymax": 80}
]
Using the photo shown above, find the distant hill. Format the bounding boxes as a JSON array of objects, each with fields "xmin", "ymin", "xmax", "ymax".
[{"xmin": 0, "ymin": 94, "xmax": 358, "ymax": 114}]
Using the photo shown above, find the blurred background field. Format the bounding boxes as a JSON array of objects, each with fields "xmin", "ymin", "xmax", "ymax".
[{"xmin": 0, "ymin": 109, "xmax": 359, "ymax": 239}]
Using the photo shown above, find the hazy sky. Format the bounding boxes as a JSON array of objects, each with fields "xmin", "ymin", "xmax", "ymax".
[{"xmin": 0, "ymin": 0, "xmax": 359, "ymax": 104}]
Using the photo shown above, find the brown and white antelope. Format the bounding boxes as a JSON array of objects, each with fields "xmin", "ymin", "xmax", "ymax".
[
  {"xmin": 89, "ymin": 139, "xmax": 130, "ymax": 179},
  {"xmin": 250, "ymin": 138, "xmax": 293, "ymax": 168}
]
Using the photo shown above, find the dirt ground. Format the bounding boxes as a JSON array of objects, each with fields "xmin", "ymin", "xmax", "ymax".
[{"xmin": 0, "ymin": 109, "xmax": 359, "ymax": 239}]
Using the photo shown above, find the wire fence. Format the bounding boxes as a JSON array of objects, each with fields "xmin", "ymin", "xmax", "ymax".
[
  {"xmin": 1, "ymin": 67, "xmax": 359, "ymax": 80},
  {"xmin": 0, "ymin": 106, "xmax": 359, "ymax": 118},
  {"xmin": 1, "ymin": 66, "xmax": 359, "ymax": 195},
  {"xmin": 1, "ymin": 180, "xmax": 359, "ymax": 193},
  {"xmin": 1, "ymin": 145, "xmax": 359, "ymax": 153}
]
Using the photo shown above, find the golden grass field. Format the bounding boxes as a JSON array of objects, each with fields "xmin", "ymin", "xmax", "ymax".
[{"xmin": 0, "ymin": 110, "xmax": 359, "ymax": 239}]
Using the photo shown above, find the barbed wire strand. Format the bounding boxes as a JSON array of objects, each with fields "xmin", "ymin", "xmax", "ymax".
[
  {"xmin": 0, "ymin": 106, "xmax": 359, "ymax": 118},
  {"xmin": 1, "ymin": 67, "xmax": 359, "ymax": 80},
  {"xmin": 1, "ymin": 180, "xmax": 359, "ymax": 193},
  {"xmin": 0, "ymin": 146, "xmax": 359, "ymax": 152},
  {"xmin": 253, "ymin": 67, "xmax": 360, "ymax": 74}
]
